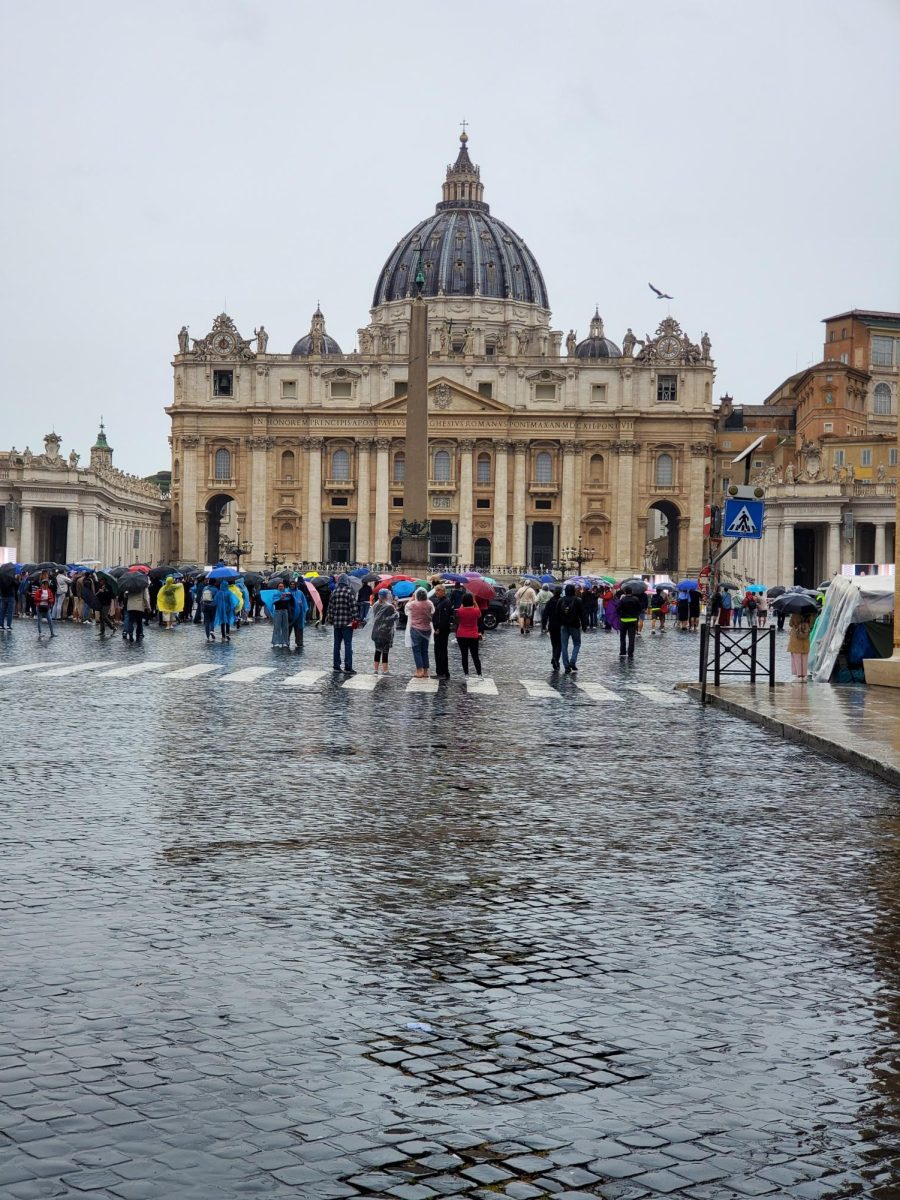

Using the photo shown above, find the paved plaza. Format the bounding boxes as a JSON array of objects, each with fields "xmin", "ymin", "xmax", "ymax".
[{"xmin": 2, "ymin": 619, "xmax": 899, "ymax": 1199}]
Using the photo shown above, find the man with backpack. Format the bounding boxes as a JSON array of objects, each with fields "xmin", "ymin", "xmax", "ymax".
[
  {"xmin": 541, "ymin": 585, "xmax": 564, "ymax": 672},
  {"xmin": 617, "ymin": 587, "xmax": 642, "ymax": 658},
  {"xmin": 558, "ymin": 584, "xmax": 585, "ymax": 674}
]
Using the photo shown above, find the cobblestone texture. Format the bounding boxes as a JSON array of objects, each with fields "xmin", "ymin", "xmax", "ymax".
[{"xmin": 1, "ymin": 620, "xmax": 899, "ymax": 1197}]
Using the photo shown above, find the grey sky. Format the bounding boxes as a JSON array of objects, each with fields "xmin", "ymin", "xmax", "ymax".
[{"xmin": 2, "ymin": 0, "xmax": 898, "ymax": 476}]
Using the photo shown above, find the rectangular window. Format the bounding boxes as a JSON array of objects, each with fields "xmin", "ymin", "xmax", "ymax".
[
  {"xmin": 752, "ymin": 459, "xmax": 764, "ymax": 467},
  {"xmin": 872, "ymin": 336, "xmax": 894, "ymax": 366},
  {"xmin": 331, "ymin": 496, "xmax": 348, "ymax": 507},
  {"xmin": 394, "ymin": 380, "xmax": 407, "ymax": 397},
  {"xmin": 534, "ymin": 383, "xmax": 557, "ymax": 400},
  {"xmin": 392, "ymin": 496, "xmax": 403, "ymax": 507},
  {"xmin": 281, "ymin": 380, "xmax": 297, "ymax": 398},
  {"xmin": 721, "ymin": 476, "xmax": 730, "ymax": 491},
  {"xmin": 213, "ymin": 369, "xmax": 233, "ymax": 397},
  {"xmin": 534, "ymin": 499, "xmax": 552, "ymax": 510},
  {"xmin": 485, "ymin": 344, "xmax": 495, "ymax": 357},
  {"xmin": 330, "ymin": 381, "xmax": 352, "ymax": 398},
  {"xmin": 477, "ymin": 382, "xmax": 493, "ymax": 398},
  {"xmin": 657, "ymin": 374, "xmax": 677, "ymax": 403},
  {"xmin": 834, "ymin": 450, "xmax": 844, "ymax": 466},
  {"xmin": 452, "ymin": 342, "xmax": 464, "ymax": 354},
  {"xmin": 823, "ymin": 422, "xmax": 833, "ymax": 432},
  {"xmin": 475, "ymin": 498, "xmax": 491, "ymax": 509},
  {"xmin": 889, "ymin": 448, "xmax": 897, "ymax": 466},
  {"xmin": 590, "ymin": 384, "xmax": 607, "ymax": 405},
  {"xmin": 840, "ymin": 353, "xmax": 849, "ymax": 364},
  {"xmin": 861, "ymin": 449, "xmax": 872, "ymax": 466}
]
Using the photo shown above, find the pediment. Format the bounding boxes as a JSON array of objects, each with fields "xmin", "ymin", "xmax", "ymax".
[{"xmin": 373, "ymin": 377, "xmax": 511, "ymax": 415}]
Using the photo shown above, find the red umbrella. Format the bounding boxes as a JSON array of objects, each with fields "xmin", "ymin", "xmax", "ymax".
[
  {"xmin": 465, "ymin": 578, "xmax": 495, "ymax": 603},
  {"xmin": 128, "ymin": 564, "xmax": 151, "ymax": 573}
]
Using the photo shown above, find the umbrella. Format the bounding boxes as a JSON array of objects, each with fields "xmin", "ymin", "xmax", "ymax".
[
  {"xmin": 128, "ymin": 564, "xmax": 150, "ymax": 574},
  {"xmin": 745, "ymin": 584, "xmax": 767, "ymax": 594},
  {"xmin": 149, "ymin": 565, "xmax": 181, "ymax": 581},
  {"xmin": 362, "ymin": 572, "xmax": 382, "ymax": 583},
  {"xmin": 0, "ymin": 563, "xmax": 15, "ymax": 575},
  {"xmin": 243, "ymin": 571, "xmax": 265, "ymax": 586},
  {"xmin": 619, "ymin": 577, "xmax": 648, "ymax": 592},
  {"xmin": 349, "ymin": 567, "xmax": 370, "ymax": 578},
  {"xmin": 300, "ymin": 578, "xmax": 323, "ymax": 614},
  {"xmin": 208, "ymin": 565, "xmax": 240, "ymax": 580},
  {"xmin": 345, "ymin": 576, "xmax": 363, "ymax": 594},
  {"xmin": 96, "ymin": 570, "xmax": 120, "ymax": 597},
  {"xmin": 119, "ymin": 572, "xmax": 151, "ymax": 593},
  {"xmin": 771, "ymin": 592, "xmax": 819, "ymax": 614},
  {"xmin": 392, "ymin": 580, "xmax": 416, "ymax": 598},
  {"xmin": 35, "ymin": 562, "xmax": 63, "ymax": 573},
  {"xmin": 816, "ymin": 580, "xmax": 833, "ymax": 591},
  {"xmin": 465, "ymin": 577, "xmax": 495, "ymax": 603},
  {"xmin": 538, "ymin": 573, "xmax": 557, "ymax": 584},
  {"xmin": 766, "ymin": 585, "xmax": 787, "ymax": 599},
  {"xmin": 440, "ymin": 572, "xmax": 469, "ymax": 584},
  {"xmin": 674, "ymin": 579, "xmax": 699, "ymax": 591}
]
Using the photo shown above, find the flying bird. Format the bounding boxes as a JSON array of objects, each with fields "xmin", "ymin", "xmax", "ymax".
[{"xmin": 648, "ymin": 283, "xmax": 673, "ymax": 299}]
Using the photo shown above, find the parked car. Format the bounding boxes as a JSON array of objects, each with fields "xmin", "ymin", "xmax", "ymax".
[{"xmin": 481, "ymin": 586, "xmax": 513, "ymax": 630}]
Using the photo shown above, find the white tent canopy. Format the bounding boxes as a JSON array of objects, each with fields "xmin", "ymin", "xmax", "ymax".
[{"xmin": 808, "ymin": 575, "xmax": 894, "ymax": 682}]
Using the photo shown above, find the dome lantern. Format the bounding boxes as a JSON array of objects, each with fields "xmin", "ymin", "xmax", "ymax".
[
  {"xmin": 576, "ymin": 309, "xmax": 622, "ymax": 359},
  {"xmin": 291, "ymin": 305, "xmax": 342, "ymax": 357}
]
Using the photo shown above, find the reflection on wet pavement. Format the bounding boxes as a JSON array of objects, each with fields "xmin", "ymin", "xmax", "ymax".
[{"xmin": 1, "ymin": 620, "xmax": 899, "ymax": 1197}]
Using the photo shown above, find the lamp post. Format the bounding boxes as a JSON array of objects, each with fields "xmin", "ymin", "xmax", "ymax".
[
  {"xmin": 560, "ymin": 538, "xmax": 595, "ymax": 576},
  {"xmin": 263, "ymin": 545, "xmax": 282, "ymax": 574},
  {"xmin": 219, "ymin": 525, "xmax": 253, "ymax": 572}
]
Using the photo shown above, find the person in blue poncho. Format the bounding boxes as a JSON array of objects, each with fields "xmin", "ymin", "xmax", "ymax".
[
  {"xmin": 212, "ymin": 578, "xmax": 237, "ymax": 642},
  {"xmin": 288, "ymin": 579, "xmax": 309, "ymax": 651}
]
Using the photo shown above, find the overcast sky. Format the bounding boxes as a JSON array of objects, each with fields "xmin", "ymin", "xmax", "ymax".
[{"xmin": 2, "ymin": 0, "xmax": 898, "ymax": 476}]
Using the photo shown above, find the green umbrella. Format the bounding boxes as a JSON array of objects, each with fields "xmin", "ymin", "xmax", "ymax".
[{"xmin": 97, "ymin": 570, "xmax": 120, "ymax": 597}]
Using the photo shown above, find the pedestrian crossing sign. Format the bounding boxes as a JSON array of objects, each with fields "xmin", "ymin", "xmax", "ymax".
[{"xmin": 723, "ymin": 497, "xmax": 764, "ymax": 539}]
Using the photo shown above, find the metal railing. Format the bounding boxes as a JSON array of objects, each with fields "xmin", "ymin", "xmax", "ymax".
[{"xmin": 699, "ymin": 623, "xmax": 776, "ymax": 704}]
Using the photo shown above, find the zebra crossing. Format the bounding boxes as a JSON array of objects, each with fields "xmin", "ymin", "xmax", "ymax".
[{"xmin": 0, "ymin": 658, "xmax": 685, "ymax": 704}]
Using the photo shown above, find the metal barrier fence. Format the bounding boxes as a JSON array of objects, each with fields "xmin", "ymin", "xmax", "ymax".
[{"xmin": 699, "ymin": 623, "xmax": 776, "ymax": 704}]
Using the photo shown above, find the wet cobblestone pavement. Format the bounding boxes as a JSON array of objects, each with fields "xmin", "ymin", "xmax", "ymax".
[{"xmin": 2, "ymin": 620, "xmax": 900, "ymax": 1198}]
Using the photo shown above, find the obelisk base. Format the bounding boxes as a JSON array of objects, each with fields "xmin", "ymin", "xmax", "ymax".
[{"xmin": 400, "ymin": 535, "xmax": 429, "ymax": 575}]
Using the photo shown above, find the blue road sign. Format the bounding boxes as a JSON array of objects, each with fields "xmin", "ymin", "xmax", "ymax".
[{"xmin": 723, "ymin": 497, "xmax": 764, "ymax": 539}]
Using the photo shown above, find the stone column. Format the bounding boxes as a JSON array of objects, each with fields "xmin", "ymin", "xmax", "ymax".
[
  {"xmin": 18, "ymin": 506, "xmax": 33, "ymax": 561},
  {"xmin": 306, "ymin": 438, "xmax": 323, "ymax": 563},
  {"xmin": 65, "ymin": 510, "xmax": 81, "ymax": 563},
  {"xmin": 780, "ymin": 519, "xmax": 795, "ymax": 585},
  {"xmin": 613, "ymin": 441, "xmax": 638, "ymax": 569},
  {"xmin": 875, "ymin": 522, "xmax": 887, "ymax": 566},
  {"xmin": 356, "ymin": 439, "xmax": 372, "ymax": 563},
  {"xmin": 560, "ymin": 441, "xmax": 577, "ymax": 551},
  {"xmin": 374, "ymin": 438, "xmax": 391, "ymax": 563},
  {"xmin": 249, "ymin": 435, "xmax": 270, "ymax": 564},
  {"xmin": 196, "ymin": 512, "xmax": 208, "ymax": 566},
  {"xmin": 492, "ymin": 440, "xmax": 509, "ymax": 567},
  {"xmin": 512, "ymin": 441, "xmax": 528, "ymax": 569},
  {"xmin": 83, "ymin": 511, "xmax": 99, "ymax": 562},
  {"xmin": 457, "ymin": 439, "xmax": 475, "ymax": 567},
  {"xmin": 688, "ymin": 442, "xmax": 710, "ymax": 570},
  {"xmin": 827, "ymin": 520, "xmax": 842, "ymax": 576},
  {"xmin": 180, "ymin": 435, "xmax": 200, "ymax": 562}
]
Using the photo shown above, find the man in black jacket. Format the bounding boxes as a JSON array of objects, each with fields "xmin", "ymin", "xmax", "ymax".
[
  {"xmin": 541, "ymin": 586, "xmax": 564, "ymax": 672},
  {"xmin": 617, "ymin": 587, "xmax": 642, "ymax": 658},
  {"xmin": 431, "ymin": 584, "xmax": 453, "ymax": 679},
  {"xmin": 557, "ymin": 584, "xmax": 586, "ymax": 673}
]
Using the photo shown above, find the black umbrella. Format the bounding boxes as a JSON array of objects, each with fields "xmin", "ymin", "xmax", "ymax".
[
  {"xmin": 243, "ymin": 571, "xmax": 264, "ymax": 586},
  {"xmin": 619, "ymin": 577, "xmax": 648, "ymax": 592},
  {"xmin": 149, "ymin": 566, "xmax": 181, "ymax": 581},
  {"xmin": 36, "ymin": 561, "xmax": 63, "ymax": 573},
  {"xmin": 771, "ymin": 592, "xmax": 818, "ymax": 614},
  {"xmin": 118, "ymin": 573, "xmax": 151, "ymax": 593},
  {"xmin": 0, "ymin": 562, "xmax": 15, "ymax": 574},
  {"xmin": 107, "ymin": 565, "xmax": 127, "ymax": 577},
  {"xmin": 766, "ymin": 585, "xmax": 787, "ymax": 599},
  {"xmin": 362, "ymin": 572, "xmax": 381, "ymax": 583}
]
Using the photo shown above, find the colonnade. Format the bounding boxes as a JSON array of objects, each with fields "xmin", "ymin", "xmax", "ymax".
[{"xmin": 13, "ymin": 504, "xmax": 163, "ymax": 566}]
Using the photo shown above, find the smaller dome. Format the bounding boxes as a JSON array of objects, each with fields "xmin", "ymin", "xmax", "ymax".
[
  {"xmin": 576, "ymin": 309, "xmax": 621, "ymax": 359},
  {"xmin": 291, "ymin": 306, "xmax": 342, "ymax": 357}
]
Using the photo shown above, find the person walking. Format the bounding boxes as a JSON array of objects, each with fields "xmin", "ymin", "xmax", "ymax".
[
  {"xmin": 756, "ymin": 591, "xmax": 769, "ymax": 628},
  {"xmin": 676, "ymin": 589, "xmax": 690, "ymax": 631},
  {"xmin": 125, "ymin": 585, "xmax": 151, "ymax": 642},
  {"xmin": 617, "ymin": 587, "xmax": 641, "ymax": 658},
  {"xmin": 541, "ymin": 585, "xmax": 564, "ymax": 671},
  {"xmin": 788, "ymin": 610, "xmax": 812, "ymax": 680},
  {"xmin": 454, "ymin": 593, "xmax": 483, "ymax": 677},
  {"xmin": 271, "ymin": 581, "xmax": 293, "ymax": 648},
  {"xmin": 213, "ymin": 578, "xmax": 237, "ymax": 642},
  {"xmin": 33, "ymin": 574, "xmax": 56, "ymax": 639},
  {"xmin": 515, "ymin": 583, "xmax": 537, "ymax": 635},
  {"xmin": 200, "ymin": 579, "xmax": 218, "ymax": 641},
  {"xmin": 405, "ymin": 586, "xmax": 435, "ymax": 678},
  {"xmin": 719, "ymin": 586, "xmax": 733, "ymax": 627},
  {"xmin": 431, "ymin": 584, "xmax": 453, "ymax": 679},
  {"xmin": 95, "ymin": 578, "xmax": 117, "ymax": 636},
  {"xmin": 370, "ymin": 588, "xmax": 398, "ymax": 673},
  {"xmin": 328, "ymin": 572, "xmax": 357, "ymax": 673},
  {"xmin": 583, "ymin": 586, "xmax": 599, "ymax": 630},
  {"xmin": 557, "ymin": 584, "xmax": 585, "ymax": 673},
  {"xmin": 288, "ymin": 579, "xmax": 309, "ymax": 650},
  {"xmin": 733, "ymin": 591, "xmax": 747, "ymax": 627},
  {"xmin": 356, "ymin": 580, "xmax": 373, "ymax": 626},
  {"xmin": 689, "ymin": 585, "xmax": 702, "ymax": 632},
  {"xmin": 52, "ymin": 572, "xmax": 70, "ymax": 621},
  {"xmin": 0, "ymin": 569, "xmax": 16, "ymax": 630},
  {"xmin": 535, "ymin": 583, "xmax": 553, "ymax": 631}
]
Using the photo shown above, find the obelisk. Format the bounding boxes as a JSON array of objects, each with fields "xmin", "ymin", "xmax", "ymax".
[{"xmin": 400, "ymin": 293, "xmax": 429, "ymax": 570}]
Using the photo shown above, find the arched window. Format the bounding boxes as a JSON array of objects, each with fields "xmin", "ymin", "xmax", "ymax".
[
  {"xmin": 589, "ymin": 453, "xmax": 603, "ymax": 483},
  {"xmin": 535, "ymin": 451, "xmax": 552, "ymax": 483},
  {"xmin": 655, "ymin": 453, "xmax": 674, "ymax": 487},
  {"xmin": 474, "ymin": 537, "xmax": 491, "ymax": 570},
  {"xmin": 393, "ymin": 452, "xmax": 406, "ymax": 483},
  {"xmin": 874, "ymin": 383, "xmax": 892, "ymax": 416},
  {"xmin": 280, "ymin": 450, "xmax": 295, "ymax": 480},
  {"xmin": 433, "ymin": 449, "xmax": 451, "ymax": 482},
  {"xmin": 280, "ymin": 521, "xmax": 297, "ymax": 554},
  {"xmin": 476, "ymin": 453, "xmax": 491, "ymax": 485},
  {"xmin": 332, "ymin": 448, "xmax": 350, "ymax": 481},
  {"xmin": 214, "ymin": 448, "xmax": 231, "ymax": 480}
]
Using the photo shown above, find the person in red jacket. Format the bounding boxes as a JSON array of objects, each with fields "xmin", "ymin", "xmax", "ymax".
[
  {"xmin": 32, "ymin": 573, "xmax": 56, "ymax": 639},
  {"xmin": 453, "ymin": 594, "xmax": 484, "ymax": 677}
]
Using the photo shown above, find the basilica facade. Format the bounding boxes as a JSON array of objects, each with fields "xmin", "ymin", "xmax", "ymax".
[{"xmin": 168, "ymin": 135, "xmax": 716, "ymax": 575}]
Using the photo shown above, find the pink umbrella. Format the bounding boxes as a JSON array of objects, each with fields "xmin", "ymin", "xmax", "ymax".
[{"xmin": 302, "ymin": 578, "xmax": 323, "ymax": 615}]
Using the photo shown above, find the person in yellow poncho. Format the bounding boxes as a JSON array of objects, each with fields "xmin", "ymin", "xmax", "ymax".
[{"xmin": 157, "ymin": 575, "xmax": 184, "ymax": 630}]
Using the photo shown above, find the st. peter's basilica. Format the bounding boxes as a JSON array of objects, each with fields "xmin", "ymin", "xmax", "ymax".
[{"xmin": 168, "ymin": 133, "xmax": 716, "ymax": 575}]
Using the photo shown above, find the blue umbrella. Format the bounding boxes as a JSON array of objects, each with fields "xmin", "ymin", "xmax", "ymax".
[
  {"xmin": 349, "ymin": 566, "xmax": 370, "ymax": 578},
  {"xmin": 440, "ymin": 572, "xmax": 469, "ymax": 584},
  {"xmin": 746, "ymin": 584, "xmax": 767, "ymax": 593},
  {"xmin": 208, "ymin": 565, "xmax": 240, "ymax": 580},
  {"xmin": 676, "ymin": 579, "xmax": 699, "ymax": 590},
  {"xmin": 392, "ymin": 580, "xmax": 416, "ymax": 598},
  {"xmin": 521, "ymin": 574, "xmax": 543, "ymax": 585},
  {"xmin": 540, "ymin": 573, "xmax": 557, "ymax": 585}
]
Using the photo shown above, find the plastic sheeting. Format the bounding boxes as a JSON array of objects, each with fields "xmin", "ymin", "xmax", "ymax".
[{"xmin": 808, "ymin": 575, "xmax": 894, "ymax": 682}]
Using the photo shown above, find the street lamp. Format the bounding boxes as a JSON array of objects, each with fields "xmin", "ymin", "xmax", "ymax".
[
  {"xmin": 219, "ymin": 525, "xmax": 253, "ymax": 571},
  {"xmin": 263, "ymin": 544, "xmax": 282, "ymax": 574},
  {"xmin": 560, "ymin": 538, "xmax": 595, "ymax": 575}
]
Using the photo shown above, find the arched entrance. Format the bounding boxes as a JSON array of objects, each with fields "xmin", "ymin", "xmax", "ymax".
[
  {"xmin": 473, "ymin": 537, "xmax": 491, "ymax": 571},
  {"xmin": 206, "ymin": 493, "xmax": 236, "ymax": 564},
  {"xmin": 390, "ymin": 535, "xmax": 402, "ymax": 566},
  {"xmin": 648, "ymin": 501, "xmax": 680, "ymax": 573}
]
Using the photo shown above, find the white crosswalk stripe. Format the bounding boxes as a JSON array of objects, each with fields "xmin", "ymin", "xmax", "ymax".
[
  {"xmin": 163, "ymin": 664, "xmax": 222, "ymax": 680},
  {"xmin": 0, "ymin": 663, "xmax": 59, "ymax": 678},
  {"xmin": 220, "ymin": 667, "xmax": 277, "ymax": 684},
  {"xmin": 575, "ymin": 681, "xmax": 619, "ymax": 701},
  {"xmin": 626, "ymin": 684, "xmax": 683, "ymax": 705},
  {"xmin": 342, "ymin": 673, "xmax": 382, "ymax": 691},
  {"xmin": 96, "ymin": 662, "xmax": 171, "ymax": 679},
  {"xmin": 406, "ymin": 676, "xmax": 438, "ymax": 694},
  {"xmin": 283, "ymin": 669, "xmax": 328, "ymax": 688},
  {"xmin": 466, "ymin": 676, "xmax": 498, "ymax": 696},
  {"xmin": 520, "ymin": 678, "xmax": 562, "ymax": 699},
  {"xmin": 36, "ymin": 662, "xmax": 116, "ymax": 678}
]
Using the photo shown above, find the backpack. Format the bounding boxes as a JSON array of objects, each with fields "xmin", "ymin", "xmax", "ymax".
[
  {"xmin": 745, "ymin": 596, "xmax": 757, "ymax": 612},
  {"xmin": 559, "ymin": 596, "xmax": 579, "ymax": 625},
  {"xmin": 202, "ymin": 587, "xmax": 215, "ymax": 604}
]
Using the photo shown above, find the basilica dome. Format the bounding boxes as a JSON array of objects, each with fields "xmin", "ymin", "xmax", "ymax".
[
  {"xmin": 373, "ymin": 134, "xmax": 550, "ymax": 310},
  {"xmin": 291, "ymin": 306, "xmax": 342, "ymax": 357},
  {"xmin": 576, "ymin": 310, "xmax": 621, "ymax": 359}
]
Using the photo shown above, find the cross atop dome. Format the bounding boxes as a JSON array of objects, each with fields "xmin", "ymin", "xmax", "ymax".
[{"xmin": 441, "ymin": 129, "xmax": 485, "ymax": 210}]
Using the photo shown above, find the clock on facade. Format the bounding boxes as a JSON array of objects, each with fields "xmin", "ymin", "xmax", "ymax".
[{"xmin": 656, "ymin": 335, "xmax": 681, "ymax": 360}]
